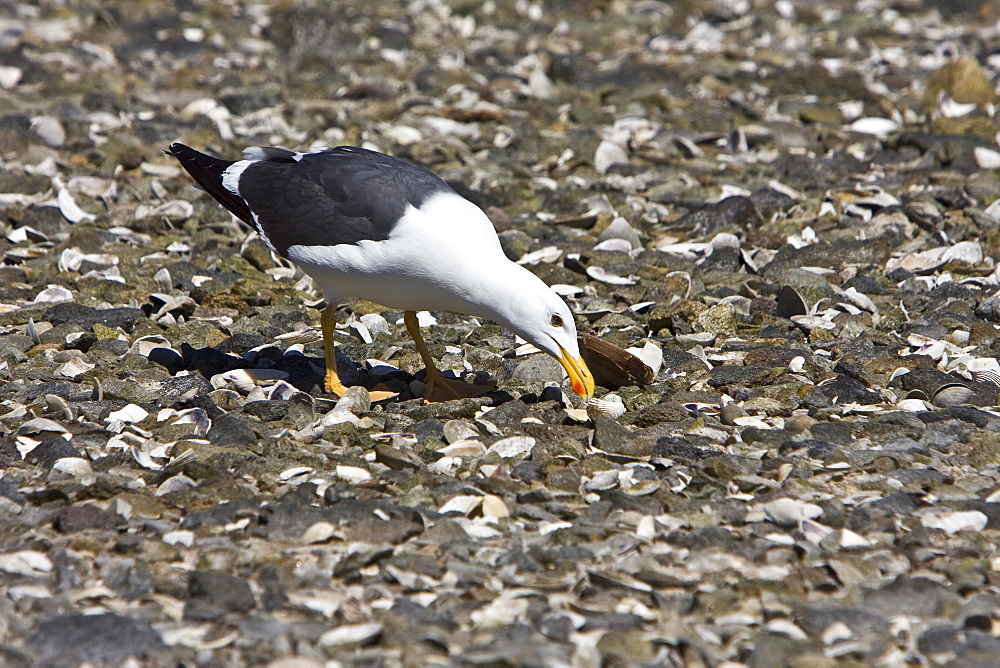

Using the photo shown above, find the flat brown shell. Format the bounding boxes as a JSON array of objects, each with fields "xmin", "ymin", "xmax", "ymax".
[{"xmin": 579, "ymin": 334, "xmax": 655, "ymax": 389}]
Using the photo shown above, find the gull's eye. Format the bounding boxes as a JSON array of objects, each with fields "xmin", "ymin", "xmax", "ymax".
[{"xmin": 550, "ymin": 314, "xmax": 563, "ymax": 327}]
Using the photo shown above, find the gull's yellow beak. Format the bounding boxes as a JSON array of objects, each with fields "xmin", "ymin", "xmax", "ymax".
[{"xmin": 558, "ymin": 344, "xmax": 595, "ymax": 401}]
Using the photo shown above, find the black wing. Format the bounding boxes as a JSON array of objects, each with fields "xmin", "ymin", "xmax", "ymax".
[{"xmin": 168, "ymin": 143, "xmax": 456, "ymax": 257}]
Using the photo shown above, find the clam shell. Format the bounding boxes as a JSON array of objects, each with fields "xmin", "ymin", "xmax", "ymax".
[
  {"xmin": 587, "ymin": 394, "xmax": 626, "ymax": 419},
  {"xmin": 959, "ymin": 358, "xmax": 1000, "ymax": 387},
  {"xmin": 931, "ymin": 383, "xmax": 973, "ymax": 407},
  {"xmin": 974, "ymin": 370, "xmax": 1000, "ymax": 387},
  {"xmin": 578, "ymin": 335, "xmax": 654, "ymax": 389},
  {"xmin": 775, "ymin": 285, "xmax": 808, "ymax": 319}
]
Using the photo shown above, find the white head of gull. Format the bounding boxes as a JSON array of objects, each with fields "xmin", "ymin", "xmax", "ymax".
[{"xmin": 167, "ymin": 142, "xmax": 595, "ymax": 403}]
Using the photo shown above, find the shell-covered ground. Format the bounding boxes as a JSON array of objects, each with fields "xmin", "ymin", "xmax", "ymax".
[{"xmin": 3, "ymin": 0, "xmax": 1000, "ymax": 666}]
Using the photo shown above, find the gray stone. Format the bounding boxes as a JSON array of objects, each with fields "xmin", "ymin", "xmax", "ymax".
[
  {"xmin": 208, "ymin": 414, "xmax": 258, "ymax": 447},
  {"xmin": 863, "ymin": 576, "xmax": 962, "ymax": 617},
  {"xmin": 27, "ymin": 614, "xmax": 164, "ymax": 664},
  {"xmin": 186, "ymin": 570, "xmax": 256, "ymax": 620}
]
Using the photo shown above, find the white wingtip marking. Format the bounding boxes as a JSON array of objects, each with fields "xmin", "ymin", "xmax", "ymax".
[{"xmin": 221, "ymin": 160, "xmax": 251, "ymax": 196}]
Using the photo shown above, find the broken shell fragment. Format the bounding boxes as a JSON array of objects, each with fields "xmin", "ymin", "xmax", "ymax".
[{"xmin": 211, "ymin": 368, "xmax": 290, "ymax": 393}]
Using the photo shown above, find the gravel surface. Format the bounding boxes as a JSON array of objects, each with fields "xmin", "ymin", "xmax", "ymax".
[{"xmin": 3, "ymin": 0, "xmax": 1000, "ymax": 666}]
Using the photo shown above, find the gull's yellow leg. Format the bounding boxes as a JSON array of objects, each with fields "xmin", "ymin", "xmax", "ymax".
[
  {"xmin": 321, "ymin": 303, "xmax": 349, "ymax": 396},
  {"xmin": 403, "ymin": 310, "xmax": 495, "ymax": 403}
]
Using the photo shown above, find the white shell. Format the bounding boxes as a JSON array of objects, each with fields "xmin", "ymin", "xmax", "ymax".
[
  {"xmin": 594, "ymin": 139, "xmax": 629, "ymax": 174},
  {"xmin": 921, "ymin": 510, "xmax": 988, "ymax": 534},
  {"xmin": 481, "ymin": 494, "xmax": 510, "ymax": 522},
  {"xmin": 336, "ymin": 465, "xmax": 373, "ymax": 484},
  {"xmin": 33, "ymin": 284, "xmax": 73, "ymax": 303},
  {"xmin": 437, "ymin": 439, "xmax": 486, "ymax": 457},
  {"xmin": 764, "ymin": 498, "xmax": 822, "ymax": 527},
  {"xmin": 58, "ymin": 357, "xmax": 94, "ymax": 379},
  {"xmin": 211, "ymin": 368, "xmax": 289, "ymax": 393},
  {"xmin": 587, "ymin": 394, "xmax": 626, "ymax": 419},
  {"xmin": 56, "ymin": 187, "xmax": 95, "ymax": 223},
  {"xmin": 586, "ymin": 265, "xmax": 637, "ymax": 285},
  {"xmin": 438, "ymin": 495, "xmax": 483, "ymax": 515},
  {"xmin": 301, "ymin": 521, "xmax": 338, "ymax": 544},
  {"xmin": 129, "ymin": 335, "xmax": 176, "ymax": 357},
  {"xmin": 317, "ymin": 623, "xmax": 384, "ymax": 648},
  {"xmin": 107, "ymin": 404, "xmax": 148, "ymax": 424},
  {"xmin": 486, "ymin": 435, "xmax": 536, "ymax": 458},
  {"xmin": 844, "ymin": 116, "xmax": 899, "ymax": 137},
  {"xmin": 0, "ymin": 550, "xmax": 53, "ymax": 575}
]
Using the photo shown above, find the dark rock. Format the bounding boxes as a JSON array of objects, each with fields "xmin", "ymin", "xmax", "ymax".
[
  {"xmin": 848, "ymin": 492, "xmax": 918, "ymax": 533},
  {"xmin": 103, "ymin": 561, "xmax": 154, "ymax": 600},
  {"xmin": 670, "ymin": 195, "xmax": 763, "ymax": 235},
  {"xmin": 88, "ymin": 337, "xmax": 130, "ymax": 356},
  {"xmin": 181, "ymin": 500, "xmax": 257, "ymax": 529},
  {"xmin": 0, "ymin": 479, "xmax": 25, "ymax": 504},
  {"xmin": 46, "ymin": 302, "xmax": 145, "ymax": 332},
  {"xmin": 919, "ymin": 626, "xmax": 1000, "ymax": 658},
  {"xmin": 862, "ymin": 576, "xmax": 962, "ymax": 617},
  {"xmin": 216, "ymin": 332, "xmax": 268, "ymax": 354},
  {"xmin": 186, "ymin": 570, "xmax": 256, "ymax": 620},
  {"xmin": 207, "ymin": 415, "xmax": 258, "ymax": 448},
  {"xmin": 921, "ymin": 405, "xmax": 997, "ymax": 428},
  {"xmin": 653, "ymin": 436, "xmax": 714, "ymax": 460},
  {"xmin": 591, "ymin": 414, "xmax": 652, "ymax": 457},
  {"xmin": 52, "ymin": 503, "xmax": 116, "ymax": 533},
  {"xmin": 749, "ymin": 187, "xmax": 797, "ymax": 217},
  {"xmin": 181, "ymin": 342, "xmax": 247, "ymax": 377},
  {"xmin": 480, "ymin": 399, "xmax": 537, "ymax": 427},
  {"xmin": 821, "ymin": 373, "xmax": 881, "ymax": 405},
  {"xmin": 667, "ymin": 526, "xmax": 736, "ymax": 551},
  {"xmin": 629, "ymin": 402, "xmax": 690, "ymax": 427},
  {"xmin": 975, "ymin": 297, "xmax": 1000, "ymax": 322},
  {"xmin": 411, "ymin": 418, "xmax": 445, "ymax": 444},
  {"xmin": 242, "ymin": 399, "xmax": 288, "ymax": 422},
  {"xmin": 707, "ymin": 365, "xmax": 785, "ymax": 388},
  {"xmin": 158, "ymin": 374, "xmax": 216, "ymax": 406},
  {"xmin": 797, "ymin": 606, "xmax": 890, "ymax": 637},
  {"xmin": 258, "ymin": 565, "xmax": 288, "ymax": 611},
  {"xmin": 23, "ymin": 438, "xmax": 83, "ymax": 467},
  {"xmin": 27, "ymin": 614, "xmax": 164, "ymax": 664},
  {"xmin": 809, "ymin": 421, "xmax": 853, "ymax": 445}
]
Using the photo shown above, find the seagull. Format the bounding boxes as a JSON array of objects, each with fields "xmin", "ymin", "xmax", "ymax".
[{"xmin": 166, "ymin": 143, "xmax": 595, "ymax": 403}]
